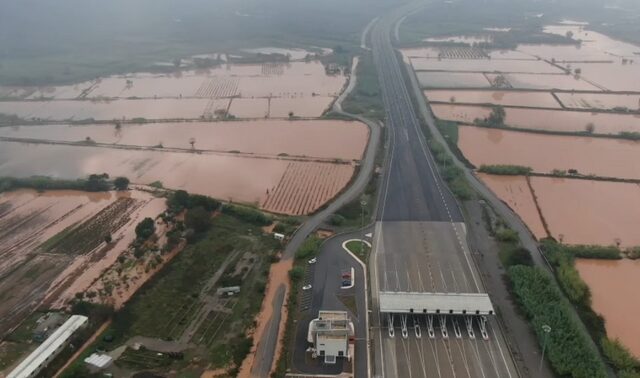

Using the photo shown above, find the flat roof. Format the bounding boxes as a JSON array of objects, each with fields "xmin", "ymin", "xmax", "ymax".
[
  {"xmin": 8, "ymin": 315, "xmax": 88, "ymax": 378},
  {"xmin": 379, "ymin": 292, "xmax": 494, "ymax": 315}
]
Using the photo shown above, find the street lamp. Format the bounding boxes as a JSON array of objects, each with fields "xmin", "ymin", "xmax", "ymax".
[
  {"xmin": 360, "ymin": 200, "xmax": 367, "ymax": 256},
  {"xmin": 539, "ymin": 324, "xmax": 551, "ymax": 373}
]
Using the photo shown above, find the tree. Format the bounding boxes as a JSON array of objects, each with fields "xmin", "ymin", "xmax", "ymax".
[
  {"xmin": 113, "ymin": 176, "xmax": 130, "ymax": 190},
  {"xmin": 185, "ymin": 206, "xmax": 211, "ymax": 233},
  {"xmin": 585, "ymin": 122, "xmax": 595, "ymax": 134},
  {"xmin": 104, "ymin": 234, "xmax": 112, "ymax": 244},
  {"xmin": 135, "ymin": 217, "xmax": 156, "ymax": 240},
  {"xmin": 288, "ymin": 111, "xmax": 294, "ymax": 118},
  {"xmin": 168, "ymin": 190, "xmax": 190, "ymax": 210}
]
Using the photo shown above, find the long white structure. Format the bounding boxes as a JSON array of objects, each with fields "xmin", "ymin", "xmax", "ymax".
[
  {"xmin": 379, "ymin": 291, "xmax": 494, "ymax": 315},
  {"xmin": 8, "ymin": 315, "xmax": 88, "ymax": 378}
]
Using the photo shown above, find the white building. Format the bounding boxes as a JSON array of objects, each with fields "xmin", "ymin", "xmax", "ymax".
[
  {"xmin": 307, "ymin": 310, "xmax": 354, "ymax": 364},
  {"xmin": 84, "ymin": 353, "xmax": 113, "ymax": 371},
  {"xmin": 8, "ymin": 315, "xmax": 88, "ymax": 378}
]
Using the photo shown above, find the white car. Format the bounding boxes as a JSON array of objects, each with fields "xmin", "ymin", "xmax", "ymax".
[
  {"xmin": 308, "ymin": 258, "xmax": 317, "ymax": 264},
  {"xmin": 302, "ymin": 284, "xmax": 312, "ymax": 290}
]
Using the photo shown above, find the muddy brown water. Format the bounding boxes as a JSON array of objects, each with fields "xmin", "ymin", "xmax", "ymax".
[
  {"xmin": 426, "ymin": 90, "xmax": 562, "ymax": 108},
  {"xmin": 433, "ymin": 104, "xmax": 640, "ymax": 134},
  {"xmin": 411, "ymin": 57, "xmax": 562, "ymax": 73},
  {"xmin": 458, "ymin": 126, "xmax": 640, "ymax": 179},
  {"xmin": 0, "ymin": 119, "xmax": 368, "ymax": 160},
  {"xmin": 576, "ymin": 258, "xmax": 640, "ymax": 358},
  {"xmin": 555, "ymin": 92, "xmax": 640, "ymax": 111},
  {"xmin": 530, "ymin": 177, "xmax": 640, "ymax": 247},
  {"xmin": 417, "ymin": 72, "xmax": 491, "ymax": 88}
]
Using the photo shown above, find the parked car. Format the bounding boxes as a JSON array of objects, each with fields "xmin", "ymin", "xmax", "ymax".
[
  {"xmin": 341, "ymin": 280, "xmax": 352, "ymax": 287},
  {"xmin": 308, "ymin": 258, "xmax": 317, "ymax": 264},
  {"xmin": 303, "ymin": 284, "xmax": 312, "ymax": 290}
]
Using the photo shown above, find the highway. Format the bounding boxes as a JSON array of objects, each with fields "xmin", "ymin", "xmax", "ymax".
[{"xmin": 369, "ymin": 3, "xmax": 518, "ymax": 377}]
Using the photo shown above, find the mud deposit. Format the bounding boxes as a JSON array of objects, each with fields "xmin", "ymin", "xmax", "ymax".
[
  {"xmin": 477, "ymin": 174, "xmax": 547, "ymax": 239},
  {"xmin": 576, "ymin": 259, "xmax": 640, "ymax": 358},
  {"xmin": 458, "ymin": 126, "xmax": 640, "ymax": 179},
  {"xmin": 0, "ymin": 189, "xmax": 164, "ymax": 335}
]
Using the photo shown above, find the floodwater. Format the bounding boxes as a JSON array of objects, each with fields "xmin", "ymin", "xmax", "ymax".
[
  {"xmin": 530, "ymin": 177, "xmax": 640, "ymax": 247},
  {"xmin": 410, "ymin": 57, "xmax": 562, "ymax": 73},
  {"xmin": 555, "ymin": 92, "xmax": 640, "ymax": 111},
  {"xmin": 423, "ymin": 35, "xmax": 493, "ymax": 44},
  {"xmin": 458, "ymin": 126, "xmax": 640, "ymax": 179},
  {"xmin": 228, "ymin": 98, "xmax": 269, "ymax": 118},
  {"xmin": 0, "ymin": 120, "xmax": 369, "ymax": 160},
  {"xmin": 426, "ymin": 90, "xmax": 561, "ymax": 108},
  {"xmin": 544, "ymin": 25, "xmax": 640, "ymax": 58},
  {"xmin": 503, "ymin": 108, "xmax": 640, "ymax": 134},
  {"xmin": 556, "ymin": 62, "xmax": 640, "ymax": 92},
  {"xmin": 517, "ymin": 44, "xmax": 615, "ymax": 63},
  {"xmin": 417, "ymin": 72, "xmax": 491, "ymax": 88},
  {"xmin": 430, "ymin": 104, "xmax": 491, "ymax": 123},
  {"xmin": 477, "ymin": 174, "xmax": 547, "ymax": 239},
  {"xmin": 242, "ymin": 47, "xmax": 322, "ymax": 60},
  {"xmin": 0, "ymin": 98, "xmax": 215, "ymax": 121},
  {"xmin": 268, "ymin": 96, "xmax": 334, "ymax": 118},
  {"xmin": 0, "ymin": 141, "xmax": 356, "ymax": 212},
  {"xmin": 486, "ymin": 73, "xmax": 599, "ymax": 90},
  {"xmin": 576, "ymin": 258, "xmax": 640, "ymax": 358}
]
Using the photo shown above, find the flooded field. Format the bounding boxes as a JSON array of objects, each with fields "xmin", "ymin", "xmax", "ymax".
[
  {"xmin": 555, "ymin": 62, "xmax": 640, "ymax": 92},
  {"xmin": 576, "ymin": 258, "xmax": 640, "ymax": 358},
  {"xmin": 555, "ymin": 92, "xmax": 640, "ymax": 111},
  {"xmin": 0, "ymin": 98, "xmax": 216, "ymax": 121},
  {"xmin": 458, "ymin": 126, "xmax": 640, "ymax": 179},
  {"xmin": 228, "ymin": 98, "xmax": 269, "ymax": 118},
  {"xmin": 268, "ymin": 96, "xmax": 334, "ymax": 118},
  {"xmin": 430, "ymin": 104, "xmax": 491, "ymax": 123},
  {"xmin": 0, "ymin": 141, "xmax": 356, "ymax": 213},
  {"xmin": 433, "ymin": 104, "xmax": 640, "ymax": 134},
  {"xmin": 0, "ymin": 120, "xmax": 368, "ymax": 160},
  {"xmin": 423, "ymin": 35, "xmax": 493, "ymax": 44},
  {"xmin": 403, "ymin": 47, "xmax": 535, "ymax": 61},
  {"xmin": 410, "ymin": 57, "xmax": 562, "ymax": 73},
  {"xmin": 544, "ymin": 25, "xmax": 640, "ymax": 58},
  {"xmin": 530, "ymin": 177, "xmax": 640, "ymax": 247},
  {"xmin": 417, "ymin": 72, "xmax": 491, "ymax": 88},
  {"xmin": 485, "ymin": 73, "xmax": 599, "ymax": 90},
  {"xmin": 0, "ymin": 189, "xmax": 164, "ymax": 334},
  {"xmin": 425, "ymin": 90, "xmax": 561, "ymax": 108},
  {"xmin": 477, "ymin": 174, "xmax": 547, "ymax": 239}
]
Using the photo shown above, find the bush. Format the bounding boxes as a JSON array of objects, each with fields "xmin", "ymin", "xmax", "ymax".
[
  {"xmin": 329, "ymin": 214, "xmax": 346, "ymax": 226},
  {"xmin": 289, "ymin": 266, "xmax": 304, "ymax": 282},
  {"xmin": 495, "ymin": 228, "xmax": 519, "ymax": 242},
  {"xmin": 221, "ymin": 204, "xmax": 272, "ymax": 226},
  {"xmin": 601, "ymin": 338, "xmax": 640, "ymax": 372},
  {"xmin": 113, "ymin": 176, "xmax": 130, "ymax": 190},
  {"xmin": 295, "ymin": 236, "xmax": 322, "ymax": 260},
  {"xmin": 135, "ymin": 217, "xmax": 156, "ymax": 240},
  {"xmin": 478, "ymin": 164, "xmax": 533, "ymax": 175},
  {"xmin": 508, "ymin": 265, "xmax": 607, "ymax": 378},
  {"xmin": 185, "ymin": 206, "xmax": 212, "ymax": 233},
  {"xmin": 503, "ymin": 246, "xmax": 533, "ymax": 267},
  {"xmin": 564, "ymin": 245, "xmax": 621, "ymax": 260}
]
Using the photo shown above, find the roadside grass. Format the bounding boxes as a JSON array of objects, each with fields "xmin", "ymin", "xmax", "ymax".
[
  {"xmin": 345, "ymin": 239, "xmax": 371, "ymax": 262},
  {"xmin": 341, "ymin": 52, "xmax": 385, "ymax": 121},
  {"xmin": 0, "ymin": 341, "xmax": 32, "ymax": 371},
  {"xmin": 337, "ymin": 294, "xmax": 358, "ymax": 317}
]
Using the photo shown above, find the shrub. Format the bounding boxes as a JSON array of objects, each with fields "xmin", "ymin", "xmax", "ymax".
[
  {"xmin": 601, "ymin": 338, "xmax": 640, "ymax": 371},
  {"xmin": 295, "ymin": 236, "xmax": 322, "ymax": 260},
  {"xmin": 185, "ymin": 206, "xmax": 212, "ymax": 233},
  {"xmin": 508, "ymin": 265, "xmax": 607, "ymax": 378},
  {"xmin": 113, "ymin": 176, "xmax": 130, "ymax": 190},
  {"xmin": 503, "ymin": 246, "xmax": 533, "ymax": 267},
  {"xmin": 221, "ymin": 204, "xmax": 272, "ymax": 226},
  {"xmin": 289, "ymin": 266, "xmax": 304, "ymax": 282},
  {"xmin": 329, "ymin": 214, "xmax": 346, "ymax": 226},
  {"xmin": 495, "ymin": 228, "xmax": 518, "ymax": 242},
  {"xmin": 135, "ymin": 217, "xmax": 156, "ymax": 240},
  {"xmin": 478, "ymin": 164, "xmax": 533, "ymax": 175}
]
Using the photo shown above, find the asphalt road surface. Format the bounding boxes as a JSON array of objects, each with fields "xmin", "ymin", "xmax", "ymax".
[{"xmin": 369, "ymin": 3, "xmax": 518, "ymax": 377}]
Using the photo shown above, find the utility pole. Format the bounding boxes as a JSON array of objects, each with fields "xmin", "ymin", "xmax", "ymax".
[
  {"xmin": 360, "ymin": 200, "xmax": 367, "ymax": 257},
  {"xmin": 539, "ymin": 324, "xmax": 551, "ymax": 374}
]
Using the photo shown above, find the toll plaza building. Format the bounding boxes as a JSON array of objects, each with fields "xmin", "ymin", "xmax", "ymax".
[{"xmin": 307, "ymin": 310, "xmax": 354, "ymax": 364}]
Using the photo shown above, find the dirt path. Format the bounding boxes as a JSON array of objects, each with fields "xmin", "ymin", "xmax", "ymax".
[
  {"xmin": 52, "ymin": 320, "xmax": 111, "ymax": 378},
  {"xmin": 235, "ymin": 258, "xmax": 292, "ymax": 378}
]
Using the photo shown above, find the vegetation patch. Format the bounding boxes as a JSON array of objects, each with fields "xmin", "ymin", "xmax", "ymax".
[
  {"xmin": 341, "ymin": 53, "xmax": 385, "ymax": 121},
  {"xmin": 478, "ymin": 164, "xmax": 533, "ymax": 176}
]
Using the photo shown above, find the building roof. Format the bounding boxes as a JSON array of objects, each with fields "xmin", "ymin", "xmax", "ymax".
[
  {"xmin": 318, "ymin": 310, "xmax": 349, "ymax": 321},
  {"xmin": 8, "ymin": 315, "xmax": 88, "ymax": 378},
  {"xmin": 379, "ymin": 292, "xmax": 494, "ymax": 315},
  {"xmin": 84, "ymin": 353, "xmax": 113, "ymax": 368}
]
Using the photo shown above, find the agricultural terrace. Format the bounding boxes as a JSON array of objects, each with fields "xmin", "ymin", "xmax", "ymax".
[
  {"xmin": 0, "ymin": 60, "xmax": 347, "ymax": 121},
  {"xmin": 0, "ymin": 189, "xmax": 165, "ymax": 335}
]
